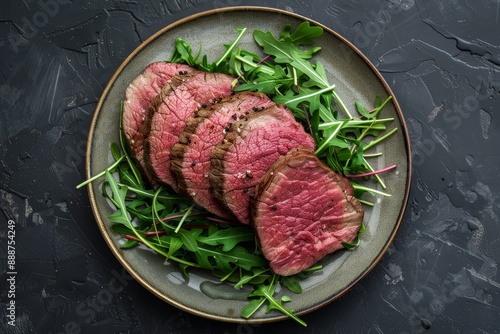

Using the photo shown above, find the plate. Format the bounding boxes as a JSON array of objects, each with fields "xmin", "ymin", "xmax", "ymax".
[{"xmin": 86, "ymin": 6, "xmax": 412, "ymax": 324}]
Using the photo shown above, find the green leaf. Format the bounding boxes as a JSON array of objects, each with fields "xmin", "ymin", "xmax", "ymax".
[
  {"xmin": 107, "ymin": 204, "xmax": 130, "ymax": 226},
  {"xmin": 276, "ymin": 85, "xmax": 335, "ymax": 114},
  {"xmin": 111, "ymin": 223, "xmax": 133, "ymax": 235},
  {"xmin": 194, "ymin": 244, "xmax": 267, "ymax": 272},
  {"xmin": 355, "ymin": 101, "xmax": 374, "ymax": 119},
  {"xmin": 281, "ymin": 295, "xmax": 292, "ymax": 303},
  {"xmin": 172, "ymin": 38, "xmax": 200, "ymax": 66},
  {"xmin": 280, "ymin": 21, "xmax": 323, "ymax": 45},
  {"xmin": 120, "ymin": 239, "xmax": 138, "ymax": 249},
  {"xmin": 281, "ymin": 276, "xmax": 302, "ymax": 294},
  {"xmin": 212, "ymin": 258, "xmax": 236, "ymax": 278},
  {"xmin": 214, "ymin": 27, "xmax": 247, "ymax": 67},
  {"xmin": 253, "ymin": 30, "xmax": 294, "ymax": 63},
  {"xmin": 246, "ymin": 275, "xmax": 307, "ymax": 327},
  {"xmin": 302, "ymin": 61, "xmax": 328, "ymax": 88},
  {"xmin": 176, "ymin": 229, "xmax": 198, "ymax": 252},
  {"xmin": 110, "ymin": 142, "xmax": 121, "ymax": 161},
  {"xmin": 167, "ymin": 236, "xmax": 183, "ymax": 258},
  {"xmin": 234, "ymin": 268, "xmax": 270, "ymax": 289},
  {"xmin": 241, "ymin": 298, "xmax": 266, "ymax": 319},
  {"xmin": 342, "ymin": 237, "xmax": 361, "ymax": 249},
  {"xmin": 170, "ymin": 28, "xmax": 247, "ymax": 73},
  {"xmin": 253, "ymin": 30, "xmax": 328, "ymax": 88},
  {"xmin": 235, "ymin": 70, "xmax": 293, "ymax": 94},
  {"xmin": 197, "ymin": 226, "xmax": 255, "ymax": 251},
  {"xmin": 179, "ymin": 262, "xmax": 191, "ymax": 278}
]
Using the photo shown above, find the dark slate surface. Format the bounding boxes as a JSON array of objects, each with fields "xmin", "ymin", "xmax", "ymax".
[{"xmin": 1, "ymin": 0, "xmax": 499, "ymax": 333}]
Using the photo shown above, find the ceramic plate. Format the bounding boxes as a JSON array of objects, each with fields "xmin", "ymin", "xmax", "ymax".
[{"xmin": 86, "ymin": 6, "xmax": 412, "ymax": 324}]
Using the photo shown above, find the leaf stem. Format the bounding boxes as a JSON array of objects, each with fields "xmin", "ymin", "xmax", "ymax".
[
  {"xmin": 76, "ymin": 155, "xmax": 125, "ymax": 189},
  {"xmin": 314, "ymin": 121, "xmax": 344, "ymax": 155},
  {"xmin": 215, "ymin": 28, "xmax": 247, "ymax": 66},
  {"xmin": 174, "ymin": 203, "xmax": 195, "ymax": 233},
  {"xmin": 205, "ymin": 216, "xmax": 240, "ymax": 226},
  {"xmin": 162, "ymin": 212, "xmax": 205, "ymax": 222},
  {"xmin": 352, "ymin": 183, "xmax": 391, "ymax": 197},
  {"xmin": 152, "ymin": 187, "xmax": 164, "ymax": 243},
  {"xmin": 363, "ymin": 152, "xmax": 383, "ymax": 158},
  {"xmin": 234, "ymin": 55, "xmax": 275, "ymax": 75},
  {"xmin": 117, "ymin": 184, "xmax": 184, "ymax": 201},
  {"xmin": 332, "ymin": 90, "xmax": 353, "ymax": 119},
  {"xmin": 318, "ymin": 117, "xmax": 394, "ymax": 130},
  {"xmin": 284, "ymin": 84, "xmax": 336, "ymax": 107},
  {"xmin": 356, "ymin": 198, "xmax": 375, "ymax": 207},
  {"xmin": 363, "ymin": 127, "xmax": 398, "ymax": 151},
  {"xmin": 345, "ymin": 164, "xmax": 397, "ymax": 178}
]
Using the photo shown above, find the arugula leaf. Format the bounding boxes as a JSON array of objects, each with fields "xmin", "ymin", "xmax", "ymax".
[
  {"xmin": 234, "ymin": 268, "xmax": 271, "ymax": 289},
  {"xmin": 281, "ymin": 276, "xmax": 303, "ymax": 294},
  {"xmin": 276, "ymin": 84, "xmax": 335, "ymax": 114},
  {"xmin": 166, "ymin": 236, "xmax": 183, "ymax": 258},
  {"xmin": 244, "ymin": 275, "xmax": 307, "ymax": 327},
  {"xmin": 170, "ymin": 37, "xmax": 202, "ymax": 67},
  {"xmin": 176, "ymin": 229, "xmax": 198, "ymax": 252},
  {"xmin": 169, "ymin": 28, "xmax": 246, "ymax": 73},
  {"xmin": 279, "ymin": 21, "xmax": 323, "ymax": 45},
  {"xmin": 202, "ymin": 245, "xmax": 267, "ymax": 271},
  {"xmin": 342, "ymin": 223, "xmax": 366, "ymax": 249},
  {"xmin": 253, "ymin": 29, "xmax": 327, "ymax": 88},
  {"xmin": 197, "ymin": 226, "xmax": 255, "ymax": 252},
  {"xmin": 235, "ymin": 66, "xmax": 293, "ymax": 94}
]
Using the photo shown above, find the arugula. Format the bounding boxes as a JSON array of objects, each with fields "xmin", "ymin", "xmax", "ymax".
[
  {"xmin": 241, "ymin": 274, "xmax": 306, "ymax": 326},
  {"xmin": 226, "ymin": 22, "xmax": 396, "ymax": 193},
  {"xmin": 170, "ymin": 27, "xmax": 247, "ymax": 74},
  {"xmin": 85, "ymin": 141, "xmax": 316, "ymax": 324},
  {"xmin": 79, "ymin": 22, "xmax": 399, "ymax": 326}
]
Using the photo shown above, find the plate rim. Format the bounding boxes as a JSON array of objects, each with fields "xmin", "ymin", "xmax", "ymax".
[{"xmin": 85, "ymin": 5, "xmax": 412, "ymax": 324}]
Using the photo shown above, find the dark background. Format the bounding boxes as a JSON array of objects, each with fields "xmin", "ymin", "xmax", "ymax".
[{"xmin": 1, "ymin": 0, "xmax": 499, "ymax": 333}]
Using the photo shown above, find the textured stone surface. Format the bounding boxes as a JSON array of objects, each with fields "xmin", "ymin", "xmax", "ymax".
[{"xmin": 1, "ymin": 0, "xmax": 499, "ymax": 333}]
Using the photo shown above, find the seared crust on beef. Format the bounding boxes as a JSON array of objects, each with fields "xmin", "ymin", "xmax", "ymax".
[
  {"xmin": 122, "ymin": 62, "xmax": 193, "ymax": 185},
  {"xmin": 251, "ymin": 147, "xmax": 364, "ymax": 276},
  {"xmin": 143, "ymin": 70, "xmax": 234, "ymax": 191},
  {"xmin": 209, "ymin": 105, "xmax": 315, "ymax": 224},
  {"xmin": 170, "ymin": 91, "xmax": 274, "ymax": 218}
]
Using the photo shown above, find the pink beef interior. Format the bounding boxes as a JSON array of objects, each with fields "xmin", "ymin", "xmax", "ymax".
[
  {"xmin": 252, "ymin": 148, "xmax": 364, "ymax": 276},
  {"xmin": 172, "ymin": 92, "xmax": 274, "ymax": 218},
  {"xmin": 122, "ymin": 62, "xmax": 193, "ymax": 182},
  {"xmin": 211, "ymin": 105, "xmax": 315, "ymax": 224},
  {"xmin": 146, "ymin": 71, "xmax": 234, "ymax": 190}
]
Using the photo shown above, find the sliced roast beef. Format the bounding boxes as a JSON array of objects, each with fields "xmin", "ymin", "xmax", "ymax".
[
  {"xmin": 170, "ymin": 92, "xmax": 275, "ymax": 218},
  {"xmin": 144, "ymin": 71, "xmax": 234, "ymax": 191},
  {"xmin": 122, "ymin": 62, "xmax": 193, "ymax": 185},
  {"xmin": 251, "ymin": 147, "xmax": 364, "ymax": 276},
  {"xmin": 210, "ymin": 105, "xmax": 315, "ymax": 224}
]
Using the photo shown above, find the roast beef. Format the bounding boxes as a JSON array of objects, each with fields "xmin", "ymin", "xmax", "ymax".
[
  {"xmin": 144, "ymin": 71, "xmax": 234, "ymax": 190},
  {"xmin": 122, "ymin": 62, "xmax": 193, "ymax": 185},
  {"xmin": 170, "ymin": 92, "xmax": 275, "ymax": 218},
  {"xmin": 210, "ymin": 105, "xmax": 315, "ymax": 224},
  {"xmin": 251, "ymin": 147, "xmax": 364, "ymax": 276}
]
